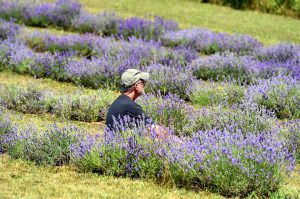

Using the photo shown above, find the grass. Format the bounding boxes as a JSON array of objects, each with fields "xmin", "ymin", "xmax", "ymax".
[
  {"xmin": 0, "ymin": 155, "xmax": 222, "ymax": 199},
  {"xmin": 76, "ymin": 0, "xmax": 300, "ymax": 45}
]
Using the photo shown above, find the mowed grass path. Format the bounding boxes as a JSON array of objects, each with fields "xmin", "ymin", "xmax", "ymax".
[
  {"xmin": 76, "ymin": 0, "xmax": 300, "ymax": 45},
  {"xmin": 0, "ymin": 155, "xmax": 220, "ymax": 199}
]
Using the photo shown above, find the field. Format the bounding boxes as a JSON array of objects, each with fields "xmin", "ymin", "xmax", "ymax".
[{"xmin": 0, "ymin": 0, "xmax": 300, "ymax": 198}]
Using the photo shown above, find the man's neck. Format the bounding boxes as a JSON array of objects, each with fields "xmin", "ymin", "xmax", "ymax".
[{"xmin": 123, "ymin": 92, "xmax": 136, "ymax": 101}]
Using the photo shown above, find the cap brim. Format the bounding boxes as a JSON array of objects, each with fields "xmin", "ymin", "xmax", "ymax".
[{"xmin": 139, "ymin": 72, "xmax": 149, "ymax": 81}]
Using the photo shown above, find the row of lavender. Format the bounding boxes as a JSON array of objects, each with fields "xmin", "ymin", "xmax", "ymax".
[
  {"xmin": 0, "ymin": 0, "xmax": 263, "ymax": 55},
  {"xmin": 0, "ymin": 83, "xmax": 115, "ymax": 122},
  {"xmin": 0, "ymin": 104, "xmax": 298, "ymax": 197},
  {"xmin": 3, "ymin": 17, "xmax": 298, "ymax": 84},
  {"xmin": 20, "ymin": 29, "xmax": 300, "ymax": 84},
  {"xmin": 1, "ymin": 75, "xmax": 299, "ymax": 137}
]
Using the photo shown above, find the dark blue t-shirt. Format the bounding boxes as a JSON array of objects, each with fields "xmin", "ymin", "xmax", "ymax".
[{"xmin": 105, "ymin": 94, "xmax": 152, "ymax": 129}]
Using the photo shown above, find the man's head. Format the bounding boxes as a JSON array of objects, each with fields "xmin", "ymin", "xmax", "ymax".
[{"xmin": 121, "ymin": 69, "xmax": 149, "ymax": 100}]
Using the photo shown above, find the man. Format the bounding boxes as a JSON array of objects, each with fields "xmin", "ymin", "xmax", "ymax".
[{"xmin": 105, "ymin": 68, "xmax": 152, "ymax": 129}]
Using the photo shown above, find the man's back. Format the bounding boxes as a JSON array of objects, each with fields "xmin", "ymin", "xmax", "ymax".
[{"xmin": 106, "ymin": 94, "xmax": 150, "ymax": 128}]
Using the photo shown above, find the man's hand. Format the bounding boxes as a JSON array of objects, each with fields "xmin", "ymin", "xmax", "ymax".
[{"xmin": 151, "ymin": 125, "xmax": 170, "ymax": 140}]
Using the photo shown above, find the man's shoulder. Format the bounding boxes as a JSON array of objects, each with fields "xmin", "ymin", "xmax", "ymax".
[{"xmin": 113, "ymin": 94, "xmax": 138, "ymax": 107}]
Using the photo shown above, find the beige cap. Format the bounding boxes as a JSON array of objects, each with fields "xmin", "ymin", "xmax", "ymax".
[{"xmin": 121, "ymin": 69, "xmax": 150, "ymax": 87}]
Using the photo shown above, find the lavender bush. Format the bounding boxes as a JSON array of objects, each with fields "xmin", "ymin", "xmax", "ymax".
[
  {"xmin": 254, "ymin": 43, "xmax": 300, "ymax": 79},
  {"xmin": 23, "ymin": 31, "xmax": 95, "ymax": 56},
  {"xmin": 0, "ymin": 1, "xmax": 177, "ymax": 41},
  {"xmin": 145, "ymin": 64, "xmax": 196, "ymax": 100},
  {"xmin": 43, "ymin": 0, "xmax": 81, "ymax": 29},
  {"xmin": 0, "ymin": 0, "xmax": 81, "ymax": 29},
  {"xmin": 118, "ymin": 16, "xmax": 178, "ymax": 41},
  {"xmin": 161, "ymin": 28, "xmax": 262, "ymax": 55},
  {"xmin": 0, "ymin": 106, "xmax": 296, "ymax": 197},
  {"xmin": 51, "ymin": 89, "xmax": 115, "ymax": 122},
  {"xmin": 0, "ymin": 39, "xmax": 34, "ymax": 73},
  {"xmin": 25, "ymin": 2, "xmax": 56, "ymax": 27},
  {"xmin": 63, "ymin": 57, "xmax": 120, "ymax": 89},
  {"xmin": 168, "ymin": 127, "xmax": 295, "ymax": 197},
  {"xmin": 0, "ymin": 0, "xmax": 29, "ymax": 23},
  {"xmin": 71, "ymin": 122, "xmax": 166, "ymax": 178},
  {"xmin": 255, "ymin": 43, "xmax": 300, "ymax": 63},
  {"xmin": 22, "ymin": 30, "xmax": 196, "ymax": 66},
  {"xmin": 31, "ymin": 51, "xmax": 77, "ymax": 81},
  {"xmin": 6, "ymin": 124, "xmax": 86, "ymax": 166},
  {"xmin": 137, "ymin": 93, "xmax": 197, "ymax": 135},
  {"xmin": 0, "ymin": 84, "xmax": 50, "ymax": 114},
  {"xmin": 191, "ymin": 52, "xmax": 260, "ymax": 84},
  {"xmin": 25, "ymin": 0, "xmax": 81, "ymax": 29},
  {"xmin": 246, "ymin": 75, "xmax": 300, "ymax": 119},
  {"xmin": 0, "ymin": 83, "xmax": 115, "ymax": 122},
  {"xmin": 0, "ymin": 108, "xmax": 17, "ymax": 153},
  {"xmin": 71, "ymin": 117, "xmax": 294, "ymax": 197},
  {"xmin": 0, "ymin": 37, "xmax": 196, "ymax": 93},
  {"xmin": 194, "ymin": 100, "xmax": 277, "ymax": 135},
  {"xmin": 0, "ymin": 19, "xmax": 21, "ymax": 40},
  {"xmin": 285, "ymin": 123, "xmax": 300, "ymax": 161},
  {"xmin": 71, "ymin": 11, "xmax": 120, "ymax": 36}
]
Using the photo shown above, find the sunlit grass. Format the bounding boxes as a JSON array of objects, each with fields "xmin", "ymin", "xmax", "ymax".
[{"xmin": 0, "ymin": 154, "xmax": 221, "ymax": 199}]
